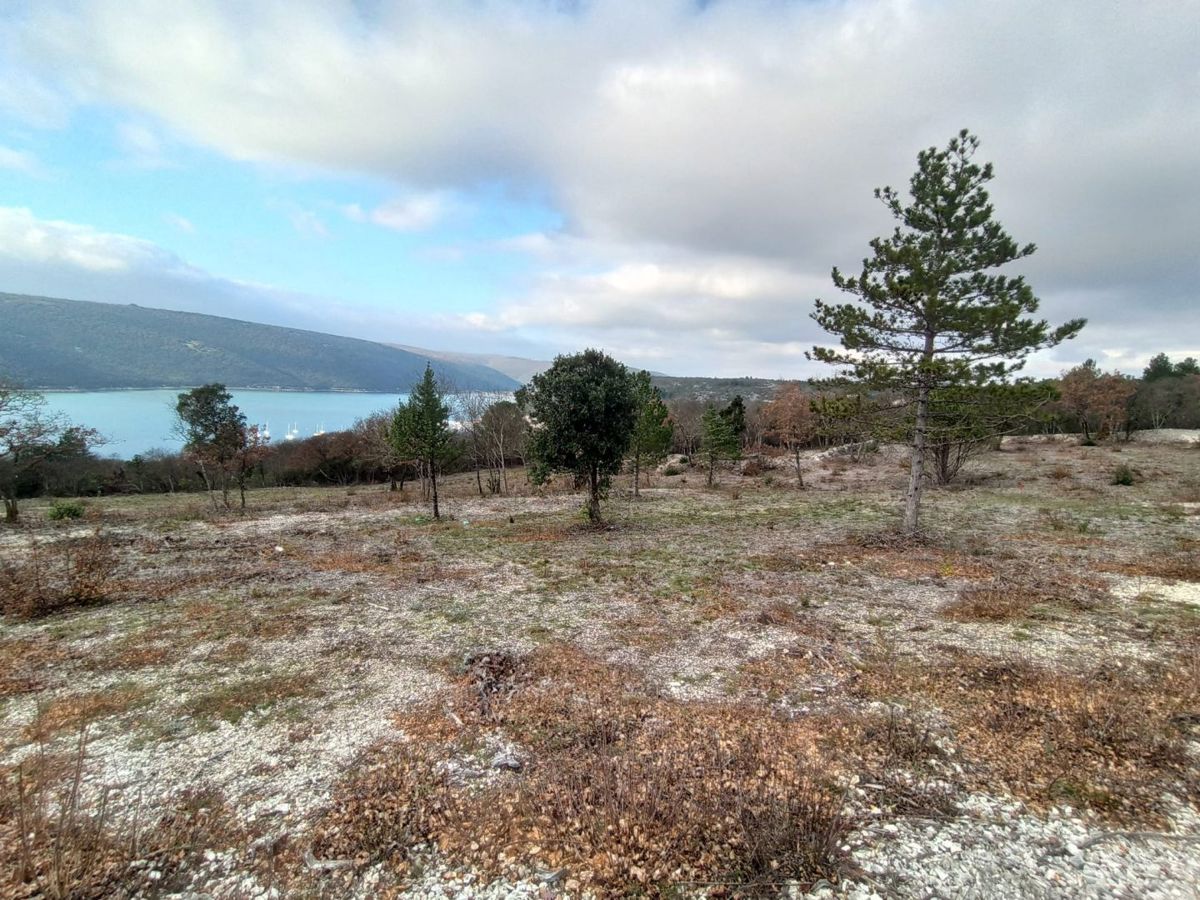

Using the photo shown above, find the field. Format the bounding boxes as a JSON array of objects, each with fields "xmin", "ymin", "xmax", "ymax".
[{"xmin": 2, "ymin": 436, "xmax": 1198, "ymax": 898}]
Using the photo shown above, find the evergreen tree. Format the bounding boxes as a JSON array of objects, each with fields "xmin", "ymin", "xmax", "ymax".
[
  {"xmin": 719, "ymin": 395, "xmax": 747, "ymax": 443},
  {"xmin": 520, "ymin": 349, "xmax": 637, "ymax": 523},
  {"xmin": 391, "ymin": 364, "xmax": 455, "ymax": 519},
  {"xmin": 812, "ymin": 129, "xmax": 1084, "ymax": 532},
  {"xmin": 1174, "ymin": 357, "xmax": 1200, "ymax": 377},
  {"xmin": 627, "ymin": 371, "xmax": 673, "ymax": 498},
  {"xmin": 1143, "ymin": 353, "xmax": 1176, "ymax": 382},
  {"xmin": 700, "ymin": 406, "xmax": 739, "ymax": 487}
]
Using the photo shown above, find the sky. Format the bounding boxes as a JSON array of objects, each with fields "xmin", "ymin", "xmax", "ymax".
[{"xmin": 0, "ymin": 0, "xmax": 1196, "ymax": 378}]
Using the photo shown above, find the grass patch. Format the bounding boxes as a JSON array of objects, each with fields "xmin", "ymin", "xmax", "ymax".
[{"xmin": 183, "ymin": 673, "xmax": 321, "ymax": 728}]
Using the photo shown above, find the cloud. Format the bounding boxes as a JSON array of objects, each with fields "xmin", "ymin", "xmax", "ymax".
[
  {"xmin": 163, "ymin": 212, "xmax": 195, "ymax": 234},
  {"xmin": 3, "ymin": 0, "xmax": 1198, "ymax": 375},
  {"xmin": 344, "ymin": 192, "xmax": 450, "ymax": 232},
  {"xmin": 0, "ymin": 205, "xmax": 533, "ymax": 357},
  {"xmin": 0, "ymin": 145, "xmax": 46, "ymax": 177},
  {"xmin": 113, "ymin": 121, "xmax": 176, "ymax": 168}
]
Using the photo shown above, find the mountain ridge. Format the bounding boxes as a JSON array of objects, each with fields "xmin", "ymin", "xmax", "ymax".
[{"xmin": 0, "ymin": 293, "xmax": 519, "ymax": 392}]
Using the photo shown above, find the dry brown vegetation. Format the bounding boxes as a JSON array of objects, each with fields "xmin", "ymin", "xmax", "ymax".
[
  {"xmin": 315, "ymin": 648, "xmax": 848, "ymax": 896},
  {"xmin": 0, "ymin": 532, "xmax": 119, "ymax": 619},
  {"xmin": 0, "ymin": 437, "xmax": 1198, "ymax": 895},
  {"xmin": 854, "ymin": 650, "xmax": 1200, "ymax": 823},
  {"xmin": 0, "ymin": 732, "xmax": 236, "ymax": 899}
]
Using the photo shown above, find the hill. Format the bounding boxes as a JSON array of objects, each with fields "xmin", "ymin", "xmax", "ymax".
[
  {"xmin": 0, "ymin": 293, "xmax": 519, "ymax": 392},
  {"xmin": 392, "ymin": 344, "xmax": 548, "ymax": 385}
]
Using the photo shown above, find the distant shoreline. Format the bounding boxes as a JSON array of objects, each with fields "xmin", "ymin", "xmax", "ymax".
[{"xmin": 38, "ymin": 386, "xmax": 401, "ymax": 395}]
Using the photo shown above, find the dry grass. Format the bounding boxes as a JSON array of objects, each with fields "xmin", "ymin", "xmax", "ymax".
[
  {"xmin": 856, "ymin": 650, "xmax": 1200, "ymax": 822},
  {"xmin": 25, "ymin": 687, "xmax": 150, "ymax": 743},
  {"xmin": 0, "ymin": 637, "xmax": 74, "ymax": 698},
  {"xmin": 0, "ymin": 532, "xmax": 120, "ymax": 620},
  {"xmin": 183, "ymin": 673, "xmax": 322, "ymax": 728},
  {"xmin": 0, "ymin": 730, "xmax": 235, "ymax": 899},
  {"xmin": 313, "ymin": 647, "xmax": 848, "ymax": 895},
  {"xmin": 1101, "ymin": 555, "xmax": 1200, "ymax": 582}
]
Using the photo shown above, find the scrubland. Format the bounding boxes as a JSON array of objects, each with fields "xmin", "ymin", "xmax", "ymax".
[{"xmin": 1, "ymin": 437, "xmax": 1198, "ymax": 898}]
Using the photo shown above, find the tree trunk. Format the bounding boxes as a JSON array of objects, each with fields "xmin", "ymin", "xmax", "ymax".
[
  {"xmin": 904, "ymin": 381, "xmax": 931, "ymax": 534},
  {"xmin": 586, "ymin": 468, "xmax": 601, "ymax": 523},
  {"xmin": 707, "ymin": 453, "xmax": 716, "ymax": 487},
  {"xmin": 430, "ymin": 456, "xmax": 440, "ymax": 519},
  {"xmin": 794, "ymin": 446, "xmax": 803, "ymax": 488},
  {"xmin": 3, "ymin": 496, "xmax": 18, "ymax": 523},
  {"xmin": 632, "ymin": 453, "xmax": 641, "ymax": 499}
]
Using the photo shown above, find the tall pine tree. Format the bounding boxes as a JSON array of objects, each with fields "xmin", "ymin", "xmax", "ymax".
[
  {"xmin": 812, "ymin": 130, "xmax": 1084, "ymax": 533},
  {"xmin": 391, "ymin": 364, "xmax": 455, "ymax": 519}
]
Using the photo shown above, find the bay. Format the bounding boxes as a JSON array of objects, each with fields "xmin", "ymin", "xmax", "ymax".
[{"xmin": 42, "ymin": 390, "xmax": 407, "ymax": 457}]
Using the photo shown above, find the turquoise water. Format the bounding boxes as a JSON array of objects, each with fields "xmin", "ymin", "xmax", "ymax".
[{"xmin": 42, "ymin": 390, "xmax": 406, "ymax": 457}]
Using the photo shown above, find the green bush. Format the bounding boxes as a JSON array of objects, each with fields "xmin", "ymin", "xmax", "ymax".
[
  {"xmin": 662, "ymin": 465, "xmax": 683, "ymax": 477},
  {"xmin": 47, "ymin": 500, "xmax": 86, "ymax": 521},
  {"xmin": 1110, "ymin": 464, "xmax": 1136, "ymax": 486}
]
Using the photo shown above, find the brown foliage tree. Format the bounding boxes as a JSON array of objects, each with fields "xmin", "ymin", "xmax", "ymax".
[
  {"xmin": 762, "ymin": 384, "xmax": 816, "ymax": 486},
  {"xmin": 1058, "ymin": 361, "xmax": 1137, "ymax": 442}
]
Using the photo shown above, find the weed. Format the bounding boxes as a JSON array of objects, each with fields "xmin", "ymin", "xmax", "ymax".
[{"xmin": 0, "ymin": 729, "xmax": 234, "ymax": 898}]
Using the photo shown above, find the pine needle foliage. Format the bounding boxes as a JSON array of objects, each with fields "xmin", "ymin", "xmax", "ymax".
[{"xmin": 811, "ymin": 129, "xmax": 1084, "ymax": 531}]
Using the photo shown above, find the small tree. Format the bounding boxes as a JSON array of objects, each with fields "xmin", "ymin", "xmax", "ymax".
[
  {"xmin": 1058, "ymin": 361, "xmax": 1136, "ymax": 442},
  {"xmin": 720, "ymin": 395, "xmax": 747, "ymax": 446},
  {"xmin": 627, "ymin": 371, "xmax": 673, "ymax": 498},
  {"xmin": 923, "ymin": 381, "xmax": 1051, "ymax": 484},
  {"xmin": 700, "ymin": 406, "xmax": 740, "ymax": 487},
  {"xmin": 762, "ymin": 383, "xmax": 816, "ymax": 486},
  {"xmin": 479, "ymin": 399, "xmax": 527, "ymax": 495},
  {"xmin": 174, "ymin": 384, "xmax": 247, "ymax": 510},
  {"xmin": 520, "ymin": 349, "xmax": 637, "ymax": 523},
  {"xmin": 391, "ymin": 364, "xmax": 455, "ymax": 519},
  {"xmin": 1, "ymin": 382, "xmax": 100, "ymax": 522},
  {"xmin": 812, "ymin": 129, "xmax": 1084, "ymax": 533}
]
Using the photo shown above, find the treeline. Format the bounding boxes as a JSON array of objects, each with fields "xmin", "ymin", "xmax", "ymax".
[{"xmin": 2, "ymin": 352, "xmax": 1196, "ymax": 514}]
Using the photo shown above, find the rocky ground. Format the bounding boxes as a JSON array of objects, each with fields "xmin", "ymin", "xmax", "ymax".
[{"xmin": 1, "ymin": 434, "xmax": 1198, "ymax": 898}]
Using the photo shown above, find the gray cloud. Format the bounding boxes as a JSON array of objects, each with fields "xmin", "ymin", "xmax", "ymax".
[{"xmin": 3, "ymin": 0, "xmax": 1197, "ymax": 376}]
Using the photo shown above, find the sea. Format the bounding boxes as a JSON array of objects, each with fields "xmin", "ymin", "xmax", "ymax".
[{"xmin": 41, "ymin": 390, "xmax": 408, "ymax": 457}]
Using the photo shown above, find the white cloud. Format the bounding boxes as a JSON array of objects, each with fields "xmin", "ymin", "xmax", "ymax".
[
  {"xmin": 163, "ymin": 212, "xmax": 195, "ymax": 234},
  {"xmin": 0, "ymin": 206, "xmax": 187, "ymax": 273},
  {"xmin": 2, "ymin": 0, "xmax": 1198, "ymax": 375},
  {"xmin": 114, "ymin": 121, "xmax": 176, "ymax": 168},
  {"xmin": 344, "ymin": 192, "xmax": 449, "ymax": 232},
  {"xmin": 0, "ymin": 145, "xmax": 45, "ymax": 177}
]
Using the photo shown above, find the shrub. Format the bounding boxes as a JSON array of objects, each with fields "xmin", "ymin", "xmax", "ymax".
[
  {"xmin": 0, "ymin": 532, "xmax": 119, "ymax": 619},
  {"xmin": 661, "ymin": 465, "xmax": 682, "ymax": 477},
  {"xmin": 47, "ymin": 500, "xmax": 86, "ymax": 521},
  {"xmin": 742, "ymin": 458, "xmax": 764, "ymax": 477},
  {"xmin": 315, "ymin": 648, "xmax": 848, "ymax": 894},
  {"xmin": 1111, "ymin": 463, "xmax": 1136, "ymax": 486}
]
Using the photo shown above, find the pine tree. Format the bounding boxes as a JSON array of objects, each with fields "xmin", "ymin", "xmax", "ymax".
[
  {"xmin": 700, "ymin": 406, "xmax": 739, "ymax": 487},
  {"xmin": 391, "ymin": 364, "xmax": 455, "ymax": 519},
  {"xmin": 812, "ymin": 129, "xmax": 1084, "ymax": 533},
  {"xmin": 627, "ymin": 371, "xmax": 673, "ymax": 498}
]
